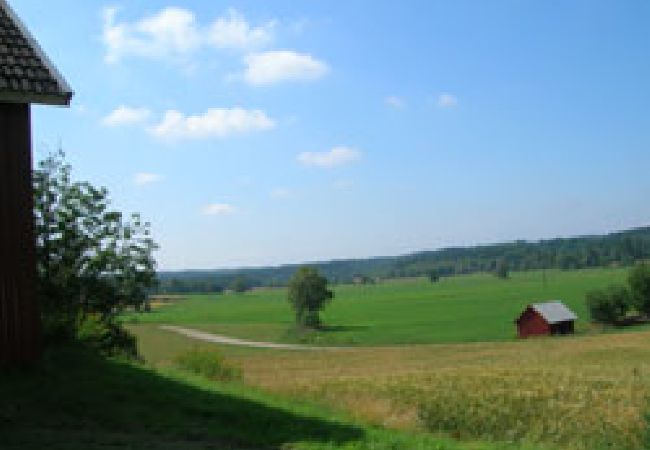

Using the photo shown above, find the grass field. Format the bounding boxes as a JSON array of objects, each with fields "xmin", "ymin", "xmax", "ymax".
[
  {"xmin": 128, "ymin": 268, "xmax": 630, "ymax": 345},
  {"xmin": 129, "ymin": 323, "xmax": 650, "ymax": 450},
  {"xmin": 1, "ymin": 343, "xmax": 552, "ymax": 450},
  {"xmin": 119, "ymin": 267, "xmax": 650, "ymax": 450}
]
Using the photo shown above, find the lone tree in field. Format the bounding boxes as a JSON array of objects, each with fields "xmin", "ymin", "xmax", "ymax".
[{"xmin": 288, "ymin": 267, "xmax": 333, "ymax": 328}]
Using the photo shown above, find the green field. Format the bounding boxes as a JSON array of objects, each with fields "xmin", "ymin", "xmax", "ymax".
[
  {"xmin": 129, "ymin": 268, "xmax": 629, "ymax": 345},
  {"xmin": 112, "ymin": 267, "xmax": 650, "ymax": 449},
  {"xmin": 2, "ymin": 343, "xmax": 553, "ymax": 450}
]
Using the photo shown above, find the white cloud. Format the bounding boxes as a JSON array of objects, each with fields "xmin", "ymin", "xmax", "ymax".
[
  {"xmin": 133, "ymin": 172, "xmax": 162, "ymax": 186},
  {"xmin": 102, "ymin": 106, "xmax": 152, "ymax": 127},
  {"xmin": 438, "ymin": 93, "xmax": 458, "ymax": 108},
  {"xmin": 298, "ymin": 146, "xmax": 362, "ymax": 169},
  {"xmin": 149, "ymin": 108, "xmax": 275, "ymax": 140},
  {"xmin": 244, "ymin": 50, "xmax": 329, "ymax": 85},
  {"xmin": 270, "ymin": 187, "xmax": 293, "ymax": 199},
  {"xmin": 202, "ymin": 203, "xmax": 236, "ymax": 216},
  {"xmin": 103, "ymin": 7, "xmax": 201, "ymax": 63},
  {"xmin": 209, "ymin": 8, "xmax": 275, "ymax": 50},
  {"xmin": 385, "ymin": 95, "xmax": 405, "ymax": 109}
]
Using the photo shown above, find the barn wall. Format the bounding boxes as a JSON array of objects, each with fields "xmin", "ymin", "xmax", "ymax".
[
  {"xmin": 517, "ymin": 308, "xmax": 550, "ymax": 338},
  {"xmin": 0, "ymin": 103, "xmax": 41, "ymax": 365}
]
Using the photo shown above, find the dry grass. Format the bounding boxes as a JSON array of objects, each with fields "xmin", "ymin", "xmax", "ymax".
[
  {"xmin": 233, "ymin": 332, "xmax": 650, "ymax": 449},
  {"xmin": 131, "ymin": 325, "xmax": 650, "ymax": 449}
]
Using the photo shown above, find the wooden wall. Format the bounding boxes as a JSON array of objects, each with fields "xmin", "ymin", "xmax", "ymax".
[
  {"xmin": 516, "ymin": 307, "xmax": 551, "ymax": 338},
  {"xmin": 0, "ymin": 103, "xmax": 41, "ymax": 365}
]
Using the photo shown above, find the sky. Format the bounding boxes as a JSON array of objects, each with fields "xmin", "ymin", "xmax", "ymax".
[{"xmin": 13, "ymin": 0, "xmax": 650, "ymax": 270}]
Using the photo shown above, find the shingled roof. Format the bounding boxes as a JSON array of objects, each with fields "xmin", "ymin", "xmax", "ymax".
[{"xmin": 0, "ymin": 0, "xmax": 72, "ymax": 105}]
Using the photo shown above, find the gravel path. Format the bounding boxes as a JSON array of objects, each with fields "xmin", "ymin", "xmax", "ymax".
[{"xmin": 160, "ymin": 325, "xmax": 344, "ymax": 351}]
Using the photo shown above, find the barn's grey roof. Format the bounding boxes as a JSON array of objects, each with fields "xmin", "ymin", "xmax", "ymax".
[
  {"xmin": 0, "ymin": 0, "xmax": 72, "ymax": 106},
  {"xmin": 531, "ymin": 301, "xmax": 577, "ymax": 324}
]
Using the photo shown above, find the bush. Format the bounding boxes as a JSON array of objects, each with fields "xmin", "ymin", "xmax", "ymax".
[
  {"xmin": 629, "ymin": 263, "xmax": 650, "ymax": 316},
  {"xmin": 174, "ymin": 349, "xmax": 241, "ymax": 382},
  {"xmin": 427, "ymin": 270, "xmax": 440, "ymax": 283},
  {"xmin": 586, "ymin": 285, "xmax": 631, "ymax": 325},
  {"xmin": 494, "ymin": 260, "xmax": 509, "ymax": 279},
  {"xmin": 75, "ymin": 314, "xmax": 138, "ymax": 359}
]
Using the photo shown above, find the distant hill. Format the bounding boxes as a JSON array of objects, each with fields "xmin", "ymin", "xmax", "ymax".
[{"xmin": 156, "ymin": 226, "xmax": 650, "ymax": 293}]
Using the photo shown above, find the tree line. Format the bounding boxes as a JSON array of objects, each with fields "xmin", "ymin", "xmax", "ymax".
[{"xmin": 157, "ymin": 227, "xmax": 650, "ymax": 292}]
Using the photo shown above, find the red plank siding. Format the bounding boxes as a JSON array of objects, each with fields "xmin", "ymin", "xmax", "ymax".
[
  {"xmin": 516, "ymin": 307, "xmax": 551, "ymax": 338},
  {"xmin": 0, "ymin": 103, "xmax": 41, "ymax": 365}
]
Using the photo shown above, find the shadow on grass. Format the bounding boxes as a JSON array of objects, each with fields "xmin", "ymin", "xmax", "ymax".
[
  {"xmin": 0, "ymin": 345, "xmax": 363, "ymax": 449},
  {"xmin": 318, "ymin": 325, "xmax": 369, "ymax": 333}
]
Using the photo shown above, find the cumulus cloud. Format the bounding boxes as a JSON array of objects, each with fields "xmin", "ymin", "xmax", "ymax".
[
  {"xmin": 209, "ymin": 8, "xmax": 275, "ymax": 50},
  {"xmin": 133, "ymin": 172, "xmax": 162, "ymax": 186},
  {"xmin": 244, "ymin": 50, "xmax": 329, "ymax": 85},
  {"xmin": 202, "ymin": 203, "xmax": 236, "ymax": 216},
  {"xmin": 149, "ymin": 108, "xmax": 275, "ymax": 140},
  {"xmin": 298, "ymin": 147, "xmax": 361, "ymax": 169},
  {"xmin": 103, "ymin": 6, "xmax": 275, "ymax": 63},
  {"xmin": 103, "ymin": 7, "xmax": 201, "ymax": 63},
  {"xmin": 438, "ymin": 93, "xmax": 458, "ymax": 108},
  {"xmin": 385, "ymin": 95, "xmax": 405, "ymax": 109},
  {"xmin": 102, "ymin": 106, "xmax": 151, "ymax": 127}
]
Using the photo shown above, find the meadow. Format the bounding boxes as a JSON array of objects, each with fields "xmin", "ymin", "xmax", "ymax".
[
  {"xmin": 123, "ymin": 267, "xmax": 650, "ymax": 450},
  {"xmin": 130, "ymin": 323, "xmax": 650, "ymax": 450},
  {"xmin": 130, "ymin": 268, "xmax": 630, "ymax": 346}
]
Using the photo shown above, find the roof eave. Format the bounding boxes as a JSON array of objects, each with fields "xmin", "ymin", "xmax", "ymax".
[
  {"xmin": 0, "ymin": 0, "xmax": 73, "ymax": 104},
  {"xmin": 0, "ymin": 91, "xmax": 72, "ymax": 106}
]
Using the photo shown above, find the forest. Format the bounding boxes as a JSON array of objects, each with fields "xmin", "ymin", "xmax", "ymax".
[{"xmin": 156, "ymin": 226, "xmax": 650, "ymax": 293}]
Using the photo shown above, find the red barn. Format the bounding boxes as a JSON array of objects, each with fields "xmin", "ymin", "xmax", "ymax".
[
  {"xmin": 515, "ymin": 301, "xmax": 577, "ymax": 338},
  {"xmin": 0, "ymin": 0, "xmax": 72, "ymax": 365}
]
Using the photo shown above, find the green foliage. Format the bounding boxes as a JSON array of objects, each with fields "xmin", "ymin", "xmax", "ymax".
[
  {"xmin": 155, "ymin": 227, "xmax": 650, "ymax": 287},
  {"xmin": 494, "ymin": 259, "xmax": 509, "ymax": 279},
  {"xmin": 586, "ymin": 285, "xmax": 631, "ymax": 324},
  {"xmin": 288, "ymin": 266, "xmax": 334, "ymax": 328},
  {"xmin": 628, "ymin": 263, "xmax": 650, "ymax": 316},
  {"xmin": 33, "ymin": 151, "xmax": 157, "ymax": 353},
  {"xmin": 174, "ymin": 348, "xmax": 241, "ymax": 382},
  {"xmin": 229, "ymin": 276, "xmax": 251, "ymax": 293},
  {"xmin": 156, "ymin": 276, "xmax": 224, "ymax": 294},
  {"xmin": 76, "ymin": 314, "xmax": 139, "ymax": 359},
  {"xmin": 427, "ymin": 270, "xmax": 440, "ymax": 283}
]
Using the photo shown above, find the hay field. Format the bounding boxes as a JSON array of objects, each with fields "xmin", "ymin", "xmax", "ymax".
[{"xmin": 132, "ymin": 325, "xmax": 650, "ymax": 450}]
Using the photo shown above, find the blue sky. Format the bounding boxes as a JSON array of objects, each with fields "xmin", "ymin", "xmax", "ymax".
[{"xmin": 15, "ymin": 0, "xmax": 650, "ymax": 269}]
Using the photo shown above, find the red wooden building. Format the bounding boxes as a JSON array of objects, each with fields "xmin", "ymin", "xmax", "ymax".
[
  {"xmin": 0, "ymin": 0, "xmax": 72, "ymax": 365},
  {"xmin": 515, "ymin": 301, "xmax": 577, "ymax": 338}
]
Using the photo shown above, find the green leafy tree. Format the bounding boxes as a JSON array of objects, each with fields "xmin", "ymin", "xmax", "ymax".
[
  {"xmin": 33, "ymin": 152, "xmax": 157, "ymax": 349},
  {"xmin": 494, "ymin": 259, "xmax": 509, "ymax": 279},
  {"xmin": 628, "ymin": 263, "xmax": 650, "ymax": 316},
  {"xmin": 287, "ymin": 267, "xmax": 333, "ymax": 328},
  {"xmin": 586, "ymin": 285, "xmax": 631, "ymax": 324},
  {"xmin": 427, "ymin": 269, "xmax": 440, "ymax": 283},
  {"xmin": 229, "ymin": 276, "xmax": 250, "ymax": 293}
]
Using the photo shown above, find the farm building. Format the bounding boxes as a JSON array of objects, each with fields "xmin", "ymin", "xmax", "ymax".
[
  {"xmin": 0, "ymin": 0, "xmax": 72, "ymax": 365},
  {"xmin": 515, "ymin": 301, "xmax": 577, "ymax": 338}
]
